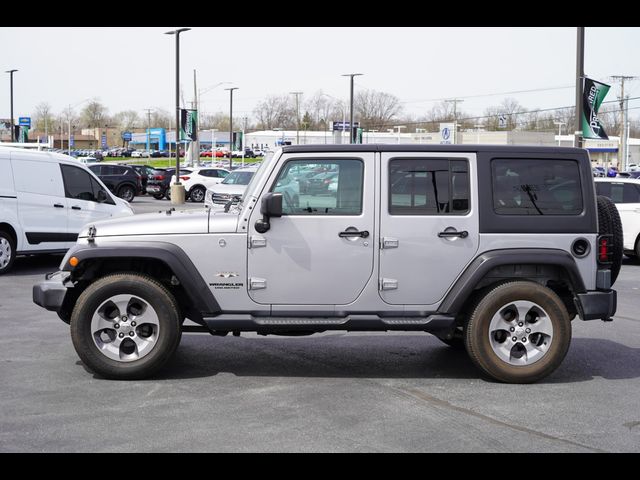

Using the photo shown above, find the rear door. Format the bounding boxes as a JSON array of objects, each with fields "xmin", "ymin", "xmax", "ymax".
[{"xmin": 379, "ymin": 152, "xmax": 479, "ymax": 306}]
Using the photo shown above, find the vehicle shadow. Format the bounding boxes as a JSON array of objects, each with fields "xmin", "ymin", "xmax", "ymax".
[
  {"xmin": 148, "ymin": 334, "xmax": 640, "ymax": 383},
  {"xmin": 4, "ymin": 254, "xmax": 64, "ymax": 277}
]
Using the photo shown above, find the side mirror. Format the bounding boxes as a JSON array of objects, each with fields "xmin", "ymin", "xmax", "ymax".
[
  {"xmin": 260, "ymin": 192, "xmax": 282, "ymax": 217},
  {"xmin": 255, "ymin": 192, "xmax": 283, "ymax": 233},
  {"xmin": 97, "ymin": 190, "xmax": 108, "ymax": 203}
]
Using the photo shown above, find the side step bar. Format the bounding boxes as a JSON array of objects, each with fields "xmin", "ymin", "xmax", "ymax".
[{"xmin": 197, "ymin": 314, "xmax": 456, "ymax": 336}]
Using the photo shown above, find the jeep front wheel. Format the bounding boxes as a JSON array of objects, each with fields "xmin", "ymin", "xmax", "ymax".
[
  {"xmin": 464, "ymin": 281, "xmax": 571, "ymax": 383},
  {"xmin": 70, "ymin": 273, "xmax": 182, "ymax": 379}
]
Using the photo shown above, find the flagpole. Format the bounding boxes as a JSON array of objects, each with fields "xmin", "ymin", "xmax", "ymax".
[{"xmin": 574, "ymin": 27, "xmax": 585, "ymax": 149}]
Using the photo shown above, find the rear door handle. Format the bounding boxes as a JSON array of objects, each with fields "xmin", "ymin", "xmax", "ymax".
[
  {"xmin": 71, "ymin": 206, "xmax": 82, "ymax": 210},
  {"xmin": 339, "ymin": 230, "xmax": 370, "ymax": 238},
  {"xmin": 438, "ymin": 230, "xmax": 468, "ymax": 238},
  {"xmin": 53, "ymin": 203, "xmax": 64, "ymax": 208}
]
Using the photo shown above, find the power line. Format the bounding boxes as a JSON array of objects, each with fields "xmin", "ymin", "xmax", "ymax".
[{"xmin": 399, "ymin": 85, "xmax": 576, "ymax": 105}]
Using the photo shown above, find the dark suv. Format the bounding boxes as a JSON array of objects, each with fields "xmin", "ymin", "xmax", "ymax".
[
  {"xmin": 128, "ymin": 164, "xmax": 156, "ymax": 194},
  {"xmin": 87, "ymin": 164, "xmax": 142, "ymax": 202},
  {"xmin": 146, "ymin": 167, "xmax": 192, "ymax": 200}
]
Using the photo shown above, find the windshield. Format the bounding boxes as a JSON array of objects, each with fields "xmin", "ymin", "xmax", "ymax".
[{"xmin": 222, "ymin": 170, "xmax": 255, "ymax": 185}]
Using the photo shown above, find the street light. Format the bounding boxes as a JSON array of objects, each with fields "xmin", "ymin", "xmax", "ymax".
[
  {"xmin": 554, "ymin": 121, "xmax": 566, "ymax": 146},
  {"xmin": 394, "ymin": 125, "xmax": 406, "ymax": 144},
  {"xmin": 290, "ymin": 91, "xmax": 303, "ymax": 144},
  {"xmin": 225, "ymin": 87, "xmax": 238, "ymax": 171},
  {"xmin": 165, "ymin": 27, "xmax": 191, "ymax": 205},
  {"xmin": 342, "ymin": 73, "xmax": 363, "ymax": 144},
  {"xmin": 5, "ymin": 69, "xmax": 18, "ymax": 142}
]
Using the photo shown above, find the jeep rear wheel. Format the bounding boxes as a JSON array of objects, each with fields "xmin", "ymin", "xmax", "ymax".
[
  {"xmin": 70, "ymin": 273, "xmax": 182, "ymax": 379},
  {"xmin": 464, "ymin": 281, "xmax": 571, "ymax": 383}
]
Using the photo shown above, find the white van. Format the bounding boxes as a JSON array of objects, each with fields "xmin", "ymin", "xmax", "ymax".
[{"xmin": 0, "ymin": 146, "xmax": 134, "ymax": 274}]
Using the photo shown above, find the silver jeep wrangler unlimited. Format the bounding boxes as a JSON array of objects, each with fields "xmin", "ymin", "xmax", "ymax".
[{"xmin": 34, "ymin": 145, "xmax": 621, "ymax": 383}]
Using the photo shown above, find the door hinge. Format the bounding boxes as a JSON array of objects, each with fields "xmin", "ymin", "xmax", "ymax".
[
  {"xmin": 380, "ymin": 278, "xmax": 398, "ymax": 290},
  {"xmin": 249, "ymin": 277, "xmax": 267, "ymax": 290},
  {"xmin": 381, "ymin": 237, "xmax": 399, "ymax": 249},
  {"xmin": 248, "ymin": 236, "xmax": 267, "ymax": 249}
]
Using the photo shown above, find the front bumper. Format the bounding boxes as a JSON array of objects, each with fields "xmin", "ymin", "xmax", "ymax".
[
  {"xmin": 575, "ymin": 290, "xmax": 617, "ymax": 321},
  {"xmin": 32, "ymin": 271, "xmax": 71, "ymax": 312}
]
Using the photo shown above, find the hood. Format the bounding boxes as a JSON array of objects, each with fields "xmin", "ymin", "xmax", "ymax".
[
  {"xmin": 207, "ymin": 183, "xmax": 248, "ymax": 196},
  {"xmin": 78, "ymin": 208, "xmax": 210, "ymax": 238}
]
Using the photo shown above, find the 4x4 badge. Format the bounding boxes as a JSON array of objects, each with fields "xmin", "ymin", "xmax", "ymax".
[{"xmin": 215, "ymin": 272, "xmax": 238, "ymax": 278}]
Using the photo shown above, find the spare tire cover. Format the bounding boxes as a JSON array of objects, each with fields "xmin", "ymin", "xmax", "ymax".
[{"xmin": 597, "ymin": 195, "xmax": 623, "ymax": 285}]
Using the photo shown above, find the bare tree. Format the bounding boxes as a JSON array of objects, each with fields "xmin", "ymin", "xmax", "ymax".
[
  {"xmin": 304, "ymin": 90, "xmax": 335, "ymax": 130},
  {"xmin": 112, "ymin": 110, "xmax": 140, "ymax": 132},
  {"xmin": 80, "ymin": 98, "xmax": 110, "ymax": 128},
  {"xmin": 354, "ymin": 89, "xmax": 403, "ymax": 130},
  {"xmin": 32, "ymin": 102, "xmax": 55, "ymax": 133},
  {"xmin": 253, "ymin": 95, "xmax": 295, "ymax": 130}
]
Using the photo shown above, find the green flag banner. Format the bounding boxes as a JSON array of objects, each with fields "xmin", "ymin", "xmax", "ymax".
[
  {"xmin": 180, "ymin": 109, "xmax": 198, "ymax": 141},
  {"xmin": 582, "ymin": 78, "xmax": 610, "ymax": 140}
]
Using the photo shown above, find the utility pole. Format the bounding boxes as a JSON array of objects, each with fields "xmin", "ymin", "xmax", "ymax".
[
  {"xmin": 290, "ymin": 91, "xmax": 303, "ymax": 145},
  {"xmin": 610, "ymin": 75, "xmax": 637, "ymax": 170},
  {"xmin": 445, "ymin": 98, "xmax": 464, "ymax": 144}
]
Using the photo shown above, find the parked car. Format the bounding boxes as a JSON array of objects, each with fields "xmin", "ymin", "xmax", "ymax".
[
  {"xmin": 169, "ymin": 167, "xmax": 230, "ymax": 202},
  {"xmin": 147, "ymin": 167, "xmax": 193, "ymax": 200},
  {"xmin": 593, "ymin": 166, "xmax": 606, "ymax": 177},
  {"xmin": 77, "ymin": 156, "xmax": 100, "ymax": 165},
  {"xmin": 0, "ymin": 146, "xmax": 133, "ymax": 274},
  {"xmin": 87, "ymin": 164, "xmax": 143, "ymax": 202},
  {"xmin": 34, "ymin": 144, "xmax": 621, "ymax": 382},
  {"xmin": 607, "ymin": 166, "xmax": 618, "ymax": 177},
  {"xmin": 204, "ymin": 165, "xmax": 259, "ymax": 209},
  {"xmin": 128, "ymin": 164, "xmax": 156, "ymax": 193},
  {"xmin": 594, "ymin": 177, "xmax": 640, "ymax": 259},
  {"xmin": 130, "ymin": 150, "xmax": 150, "ymax": 158},
  {"xmin": 618, "ymin": 171, "xmax": 640, "ymax": 179},
  {"xmin": 628, "ymin": 163, "xmax": 639, "ymax": 172}
]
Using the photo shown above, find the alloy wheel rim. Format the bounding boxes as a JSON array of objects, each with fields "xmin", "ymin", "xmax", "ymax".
[
  {"xmin": 0, "ymin": 238, "xmax": 11, "ymax": 268},
  {"xmin": 90, "ymin": 294, "xmax": 160, "ymax": 362},
  {"xmin": 488, "ymin": 300, "xmax": 554, "ymax": 366}
]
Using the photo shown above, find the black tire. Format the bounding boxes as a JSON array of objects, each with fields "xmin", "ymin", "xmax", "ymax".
[
  {"xmin": 189, "ymin": 185, "xmax": 206, "ymax": 203},
  {"xmin": 117, "ymin": 184, "xmax": 136, "ymax": 203},
  {"xmin": 0, "ymin": 230, "xmax": 16, "ymax": 275},
  {"xmin": 153, "ymin": 192, "xmax": 165, "ymax": 200},
  {"xmin": 464, "ymin": 281, "xmax": 571, "ymax": 384},
  {"xmin": 597, "ymin": 195, "xmax": 623, "ymax": 285},
  {"xmin": 70, "ymin": 273, "xmax": 182, "ymax": 380},
  {"xmin": 165, "ymin": 188, "xmax": 171, "ymax": 200}
]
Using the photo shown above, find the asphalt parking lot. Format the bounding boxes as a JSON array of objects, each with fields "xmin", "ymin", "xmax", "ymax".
[{"xmin": 1, "ymin": 196, "xmax": 639, "ymax": 452}]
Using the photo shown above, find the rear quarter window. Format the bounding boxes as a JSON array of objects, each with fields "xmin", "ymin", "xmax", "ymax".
[{"xmin": 492, "ymin": 159, "xmax": 583, "ymax": 215}]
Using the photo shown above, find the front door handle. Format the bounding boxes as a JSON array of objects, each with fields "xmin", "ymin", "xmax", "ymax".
[
  {"xmin": 53, "ymin": 203, "xmax": 64, "ymax": 208},
  {"xmin": 438, "ymin": 230, "xmax": 468, "ymax": 238},
  {"xmin": 71, "ymin": 206, "xmax": 82, "ymax": 210},
  {"xmin": 339, "ymin": 230, "xmax": 370, "ymax": 238}
]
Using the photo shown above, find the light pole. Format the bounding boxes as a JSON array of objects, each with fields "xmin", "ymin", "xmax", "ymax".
[
  {"xmin": 290, "ymin": 91, "xmax": 303, "ymax": 144},
  {"xmin": 225, "ymin": 87, "xmax": 238, "ymax": 171},
  {"xmin": 5, "ymin": 69, "xmax": 18, "ymax": 142},
  {"xmin": 554, "ymin": 121, "xmax": 566, "ymax": 146},
  {"xmin": 165, "ymin": 27, "xmax": 191, "ymax": 205},
  {"xmin": 394, "ymin": 125, "xmax": 406, "ymax": 144},
  {"xmin": 416, "ymin": 128, "xmax": 426, "ymax": 144},
  {"xmin": 342, "ymin": 73, "xmax": 363, "ymax": 144}
]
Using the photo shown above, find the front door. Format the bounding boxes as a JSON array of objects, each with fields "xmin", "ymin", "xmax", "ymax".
[
  {"xmin": 247, "ymin": 154, "xmax": 375, "ymax": 305},
  {"xmin": 379, "ymin": 152, "xmax": 479, "ymax": 306}
]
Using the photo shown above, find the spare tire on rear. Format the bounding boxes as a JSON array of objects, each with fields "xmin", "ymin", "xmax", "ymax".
[{"xmin": 597, "ymin": 195, "xmax": 623, "ymax": 285}]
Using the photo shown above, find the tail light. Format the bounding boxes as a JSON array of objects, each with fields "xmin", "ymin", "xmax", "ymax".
[
  {"xmin": 597, "ymin": 234, "xmax": 613, "ymax": 264},
  {"xmin": 180, "ymin": 176, "xmax": 190, "ymax": 181},
  {"xmin": 154, "ymin": 175, "xmax": 165, "ymax": 180}
]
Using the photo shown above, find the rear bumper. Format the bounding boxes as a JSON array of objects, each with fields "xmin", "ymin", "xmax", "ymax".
[
  {"xmin": 32, "ymin": 271, "xmax": 70, "ymax": 312},
  {"xmin": 575, "ymin": 290, "xmax": 617, "ymax": 321}
]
